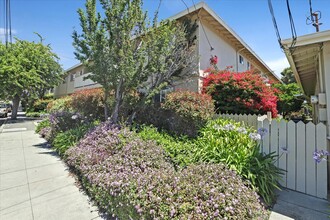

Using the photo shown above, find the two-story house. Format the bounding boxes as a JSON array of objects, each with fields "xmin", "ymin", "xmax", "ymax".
[{"xmin": 54, "ymin": 2, "xmax": 280, "ymax": 98}]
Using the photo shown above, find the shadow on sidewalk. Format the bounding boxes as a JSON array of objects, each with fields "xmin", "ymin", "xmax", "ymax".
[{"xmin": 33, "ymin": 142, "xmax": 61, "ymax": 158}]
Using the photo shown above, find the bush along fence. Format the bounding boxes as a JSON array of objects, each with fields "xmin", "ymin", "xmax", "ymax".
[{"xmin": 218, "ymin": 113, "xmax": 328, "ymax": 199}]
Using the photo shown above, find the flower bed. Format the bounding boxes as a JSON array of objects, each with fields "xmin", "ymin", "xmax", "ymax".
[{"xmin": 65, "ymin": 121, "xmax": 268, "ymax": 219}]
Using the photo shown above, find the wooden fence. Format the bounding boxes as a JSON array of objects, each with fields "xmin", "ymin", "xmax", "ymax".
[{"xmin": 217, "ymin": 114, "xmax": 328, "ymax": 199}]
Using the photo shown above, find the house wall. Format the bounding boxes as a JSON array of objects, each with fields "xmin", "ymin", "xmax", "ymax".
[
  {"xmin": 54, "ymin": 65, "xmax": 100, "ymax": 98},
  {"xmin": 74, "ymin": 72, "xmax": 101, "ymax": 91},
  {"xmin": 54, "ymin": 75, "xmax": 74, "ymax": 98},
  {"xmin": 198, "ymin": 21, "xmax": 250, "ymax": 73}
]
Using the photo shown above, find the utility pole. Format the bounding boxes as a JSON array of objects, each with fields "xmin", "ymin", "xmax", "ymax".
[
  {"xmin": 312, "ymin": 12, "xmax": 322, "ymax": 32},
  {"xmin": 4, "ymin": 0, "xmax": 12, "ymax": 47}
]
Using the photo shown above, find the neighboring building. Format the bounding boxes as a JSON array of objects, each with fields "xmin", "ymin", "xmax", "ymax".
[
  {"xmin": 282, "ymin": 30, "xmax": 330, "ymax": 126},
  {"xmin": 54, "ymin": 2, "xmax": 280, "ymax": 98}
]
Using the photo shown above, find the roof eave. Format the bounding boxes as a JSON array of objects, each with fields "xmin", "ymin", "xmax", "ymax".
[{"xmin": 168, "ymin": 2, "xmax": 280, "ymax": 83}]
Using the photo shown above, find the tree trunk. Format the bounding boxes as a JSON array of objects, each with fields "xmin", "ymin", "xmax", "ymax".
[
  {"xmin": 104, "ymin": 90, "xmax": 109, "ymax": 121},
  {"xmin": 11, "ymin": 94, "xmax": 20, "ymax": 120},
  {"xmin": 111, "ymin": 79, "xmax": 123, "ymax": 124}
]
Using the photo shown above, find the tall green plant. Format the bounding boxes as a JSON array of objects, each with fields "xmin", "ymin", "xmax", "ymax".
[{"xmin": 73, "ymin": 0, "xmax": 197, "ymax": 123}]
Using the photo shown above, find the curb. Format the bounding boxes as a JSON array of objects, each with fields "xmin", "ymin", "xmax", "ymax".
[{"xmin": 0, "ymin": 118, "xmax": 8, "ymax": 133}]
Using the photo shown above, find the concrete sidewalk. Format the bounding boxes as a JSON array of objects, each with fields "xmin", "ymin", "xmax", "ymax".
[
  {"xmin": 0, "ymin": 119, "xmax": 102, "ymax": 220},
  {"xmin": 269, "ymin": 188, "xmax": 329, "ymax": 220}
]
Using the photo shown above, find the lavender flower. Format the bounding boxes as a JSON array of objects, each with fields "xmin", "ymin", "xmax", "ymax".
[
  {"xmin": 249, "ymin": 133, "xmax": 261, "ymax": 141},
  {"xmin": 313, "ymin": 150, "xmax": 330, "ymax": 163},
  {"xmin": 280, "ymin": 147, "xmax": 289, "ymax": 154},
  {"xmin": 237, "ymin": 127, "xmax": 247, "ymax": 134},
  {"xmin": 257, "ymin": 127, "xmax": 268, "ymax": 138},
  {"xmin": 223, "ymin": 124, "xmax": 235, "ymax": 131}
]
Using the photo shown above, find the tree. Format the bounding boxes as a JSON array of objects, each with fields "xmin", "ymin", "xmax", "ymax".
[
  {"xmin": 0, "ymin": 38, "xmax": 62, "ymax": 119},
  {"xmin": 280, "ymin": 67, "xmax": 296, "ymax": 84},
  {"xmin": 73, "ymin": 0, "xmax": 197, "ymax": 123},
  {"xmin": 273, "ymin": 83, "xmax": 305, "ymax": 118}
]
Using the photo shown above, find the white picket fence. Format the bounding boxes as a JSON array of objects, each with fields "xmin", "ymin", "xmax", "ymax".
[{"xmin": 217, "ymin": 113, "xmax": 328, "ymax": 199}]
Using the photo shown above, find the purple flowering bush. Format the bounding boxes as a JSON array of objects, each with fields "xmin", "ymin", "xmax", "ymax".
[
  {"xmin": 39, "ymin": 127, "xmax": 53, "ymax": 141},
  {"xmin": 66, "ymin": 121, "xmax": 268, "ymax": 219},
  {"xmin": 49, "ymin": 111, "xmax": 88, "ymax": 133}
]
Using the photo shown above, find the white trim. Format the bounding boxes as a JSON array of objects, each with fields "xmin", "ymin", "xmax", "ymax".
[
  {"xmin": 65, "ymin": 63, "xmax": 83, "ymax": 73},
  {"xmin": 282, "ymin": 30, "xmax": 330, "ymax": 47}
]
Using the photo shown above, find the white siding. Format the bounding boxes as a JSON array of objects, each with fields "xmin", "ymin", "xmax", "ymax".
[{"xmin": 198, "ymin": 21, "xmax": 249, "ymax": 72}]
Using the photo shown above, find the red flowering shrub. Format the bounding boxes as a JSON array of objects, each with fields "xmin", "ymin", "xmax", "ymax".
[
  {"xmin": 202, "ymin": 69, "xmax": 278, "ymax": 117},
  {"xmin": 136, "ymin": 90, "xmax": 215, "ymax": 137},
  {"xmin": 70, "ymin": 88, "xmax": 105, "ymax": 119},
  {"xmin": 162, "ymin": 90, "xmax": 214, "ymax": 121}
]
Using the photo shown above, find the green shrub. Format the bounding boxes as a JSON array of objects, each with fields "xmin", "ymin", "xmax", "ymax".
[
  {"xmin": 29, "ymin": 99, "xmax": 53, "ymax": 112},
  {"xmin": 195, "ymin": 118, "xmax": 282, "ymax": 205},
  {"xmin": 26, "ymin": 112, "xmax": 43, "ymax": 118},
  {"xmin": 47, "ymin": 96, "xmax": 73, "ymax": 113},
  {"xmin": 66, "ymin": 122, "xmax": 268, "ymax": 219},
  {"xmin": 136, "ymin": 118, "xmax": 282, "ymax": 205},
  {"xmin": 136, "ymin": 91, "xmax": 214, "ymax": 137},
  {"xmin": 53, "ymin": 124, "xmax": 92, "ymax": 156},
  {"xmin": 137, "ymin": 126, "xmax": 195, "ymax": 167},
  {"xmin": 35, "ymin": 118, "xmax": 51, "ymax": 133}
]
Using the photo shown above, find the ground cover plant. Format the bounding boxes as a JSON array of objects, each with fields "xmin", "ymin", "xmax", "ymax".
[
  {"xmin": 65, "ymin": 121, "xmax": 268, "ymax": 219},
  {"xmin": 137, "ymin": 118, "xmax": 282, "ymax": 205}
]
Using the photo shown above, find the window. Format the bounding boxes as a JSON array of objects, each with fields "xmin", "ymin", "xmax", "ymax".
[
  {"xmin": 247, "ymin": 61, "xmax": 250, "ymax": 70},
  {"xmin": 70, "ymin": 73, "xmax": 75, "ymax": 81},
  {"xmin": 239, "ymin": 55, "xmax": 244, "ymax": 65}
]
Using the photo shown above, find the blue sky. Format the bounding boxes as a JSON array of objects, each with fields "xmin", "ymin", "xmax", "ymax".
[{"xmin": 1, "ymin": 0, "xmax": 330, "ymax": 76}]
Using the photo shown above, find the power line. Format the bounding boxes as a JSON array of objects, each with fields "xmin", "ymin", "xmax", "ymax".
[
  {"xmin": 268, "ymin": 0, "xmax": 283, "ymax": 49},
  {"xmin": 191, "ymin": 0, "xmax": 214, "ymax": 51},
  {"xmin": 180, "ymin": 0, "xmax": 189, "ymax": 13},
  {"xmin": 3, "ymin": 0, "xmax": 12, "ymax": 46},
  {"xmin": 286, "ymin": 0, "xmax": 297, "ymax": 48},
  {"xmin": 309, "ymin": 0, "xmax": 314, "ymax": 22}
]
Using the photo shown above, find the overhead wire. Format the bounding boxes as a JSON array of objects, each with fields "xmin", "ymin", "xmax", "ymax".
[
  {"xmin": 286, "ymin": 0, "xmax": 297, "ymax": 48},
  {"xmin": 180, "ymin": 0, "xmax": 189, "ymax": 13},
  {"xmin": 8, "ymin": 0, "xmax": 11, "ymax": 43},
  {"xmin": 3, "ymin": 0, "xmax": 5, "ymax": 43},
  {"xmin": 268, "ymin": 0, "xmax": 283, "ymax": 50},
  {"xmin": 309, "ymin": 0, "xmax": 314, "ymax": 22},
  {"xmin": 190, "ymin": 0, "xmax": 214, "ymax": 51}
]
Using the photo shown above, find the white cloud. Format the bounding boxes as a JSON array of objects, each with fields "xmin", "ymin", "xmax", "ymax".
[
  {"xmin": 0, "ymin": 28, "xmax": 17, "ymax": 43},
  {"xmin": 0, "ymin": 28, "xmax": 17, "ymax": 35},
  {"xmin": 265, "ymin": 57, "xmax": 290, "ymax": 77}
]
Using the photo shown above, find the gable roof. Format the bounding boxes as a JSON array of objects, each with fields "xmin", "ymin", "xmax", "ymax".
[
  {"xmin": 169, "ymin": 2, "xmax": 281, "ymax": 83},
  {"xmin": 282, "ymin": 30, "xmax": 330, "ymax": 95}
]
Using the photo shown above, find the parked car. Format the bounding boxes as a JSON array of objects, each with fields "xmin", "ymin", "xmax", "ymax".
[
  {"xmin": 6, "ymin": 103, "xmax": 12, "ymax": 113},
  {"xmin": 0, "ymin": 103, "xmax": 8, "ymax": 118}
]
